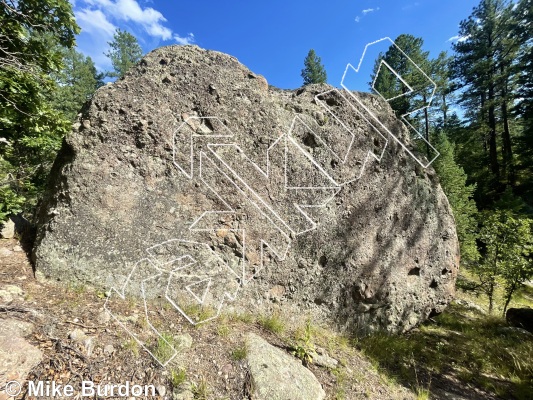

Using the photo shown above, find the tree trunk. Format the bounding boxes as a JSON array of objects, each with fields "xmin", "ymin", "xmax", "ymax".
[
  {"xmin": 442, "ymin": 93, "xmax": 447, "ymax": 127},
  {"xmin": 500, "ymin": 68, "xmax": 514, "ymax": 185},
  {"xmin": 488, "ymin": 83, "xmax": 500, "ymax": 179},
  {"xmin": 503, "ymin": 282, "xmax": 517, "ymax": 316},
  {"xmin": 488, "ymin": 285, "xmax": 494, "ymax": 314},
  {"xmin": 423, "ymin": 93, "xmax": 430, "ymax": 159},
  {"xmin": 481, "ymin": 92, "xmax": 488, "ymax": 154}
]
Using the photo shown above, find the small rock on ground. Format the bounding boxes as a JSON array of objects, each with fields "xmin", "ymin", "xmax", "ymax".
[
  {"xmin": 0, "ymin": 319, "xmax": 42, "ymax": 400},
  {"xmin": 0, "ymin": 219, "xmax": 15, "ymax": 239},
  {"xmin": 0, "ymin": 285, "xmax": 24, "ymax": 303},
  {"xmin": 312, "ymin": 346, "xmax": 339, "ymax": 369},
  {"xmin": 245, "ymin": 332, "xmax": 325, "ymax": 400}
]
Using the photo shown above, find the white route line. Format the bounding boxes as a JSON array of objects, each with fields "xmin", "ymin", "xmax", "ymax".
[{"xmin": 342, "ymin": 36, "xmax": 440, "ymax": 168}]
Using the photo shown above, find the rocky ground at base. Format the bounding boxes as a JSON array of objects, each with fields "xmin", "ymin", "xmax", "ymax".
[
  {"xmin": 1, "ymin": 238, "xmax": 416, "ymax": 400},
  {"xmin": 2, "ymin": 237, "xmax": 531, "ymax": 400}
]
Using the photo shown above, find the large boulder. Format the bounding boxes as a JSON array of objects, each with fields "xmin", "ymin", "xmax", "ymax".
[
  {"xmin": 33, "ymin": 45, "xmax": 459, "ymax": 333},
  {"xmin": 506, "ymin": 308, "xmax": 533, "ymax": 333}
]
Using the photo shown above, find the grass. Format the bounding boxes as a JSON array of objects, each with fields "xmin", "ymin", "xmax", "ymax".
[
  {"xmin": 122, "ymin": 338, "xmax": 140, "ymax": 356},
  {"xmin": 191, "ymin": 376, "xmax": 209, "ymax": 400},
  {"xmin": 332, "ymin": 367, "xmax": 348, "ymax": 400},
  {"xmin": 290, "ymin": 320, "xmax": 316, "ymax": 365},
  {"xmin": 170, "ymin": 368, "xmax": 187, "ymax": 388},
  {"xmin": 415, "ymin": 388, "xmax": 430, "ymax": 400},
  {"xmin": 152, "ymin": 332, "xmax": 182, "ymax": 364},
  {"xmin": 216, "ymin": 324, "xmax": 231, "ymax": 337},
  {"xmin": 456, "ymin": 268, "xmax": 533, "ymax": 315},
  {"xmin": 231, "ymin": 345, "xmax": 247, "ymax": 361},
  {"xmin": 224, "ymin": 310, "xmax": 255, "ymax": 324},
  {"xmin": 512, "ymin": 284, "xmax": 533, "ymax": 308},
  {"xmin": 258, "ymin": 312, "xmax": 285, "ymax": 335},
  {"xmin": 356, "ymin": 301, "xmax": 533, "ymax": 399},
  {"xmin": 180, "ymin": 303, "xmax": 216, "ymax": 325}
]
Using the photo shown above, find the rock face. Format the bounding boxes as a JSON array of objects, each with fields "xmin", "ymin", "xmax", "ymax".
[
  {"xmin": 33, "ymin": 45, "xmax": 459, "ymax": 333},
  {"xmin": 506, "ymin": 308, "xmax": 533, "ymax": 333},
  {"xmin": 245, "ymin": 333, "xmax": 325, "ymax": 400},
  {"xmin": 0, "ymin": 319, "xmax": 43, "ymax": 400}
]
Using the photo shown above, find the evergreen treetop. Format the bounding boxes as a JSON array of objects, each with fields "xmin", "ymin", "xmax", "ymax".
[
  {"xmin": 104, "ymin": 29, "xmax": 143, "ymax": 79},
  {"xmin": 301, "ymin": 49, "xmax": 327, "ymax": 85}
]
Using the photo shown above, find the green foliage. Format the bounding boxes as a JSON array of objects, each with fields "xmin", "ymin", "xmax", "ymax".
[
  {"xmin": 0, "ymin": 0, "xmax": 79, "ymax": 73},
  {"xmin": 291, "ymin": 320, "xmax": 316, "ymax": 365},
  {"xmin": 230, "ymin": 345, "xmax": 247, "ymax": 361},
  {"xmin": 370, "ymin": 34, "xmax": 431, "ymax": 119},
  {"xmin": 51, "ymin": 48, "xmax": 104, "ymax": 121},
  {"xmin": 515, "ymin": 0, "xmax": 533, "ymax": 152},
  {"xmin": 357, "ymin": 303, "xmax": 533, "ymax": 399},
  {"xmin": 152, "ymin": 332, "xmax": 179, "ymax": 364},
  {"xmin": 0, "ymin": 0, "xmax": 79, "ymax": 221},
  {"xmin": 301, "ymin": 49, "xmax": 327, "ymax": 85},
  {"xmin": 258, "ymin": 312, "xmax": 285, "ymax": 334},
  {"xmin": 122, "ymin": 338, "xmax": 140, "ymax": 356},
  {"xmin": 452, "ymin": 0, "xmax": 520, "ymax": 188},
  {"xmin": 433, "ymin": 134, "xmax": 480, "ymax": 265},
  {"xmin": 475, "ymin": 210, "xmax": 533, "ymax": 313},
  {"xmin": 170, "ymin": 368, "xmax": 187, "ymax": 388},
  {"xmin": 216, "ymin": 324, "xmax": 230, "ymax": 337},
  {"xmin": 191, "ymin": 377, "xmax": 209, "ymax": 400},
  {"xmin": 104, "ymin": 29, "xmax": 143, "ymax": 79}
]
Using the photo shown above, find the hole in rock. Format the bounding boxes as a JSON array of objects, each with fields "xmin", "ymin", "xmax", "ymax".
[
  {"xmin": 303, "ymin": 132, "xmax": 319, "ymax": 149},
  {"xmin": 429, "ymin": 308, "xmax": 440, "ymax": 318}
]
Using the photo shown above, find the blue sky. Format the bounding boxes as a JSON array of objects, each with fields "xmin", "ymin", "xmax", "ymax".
[{"xmin": 73, "ymin": 0, "xmax": 481, "ymax": 90}]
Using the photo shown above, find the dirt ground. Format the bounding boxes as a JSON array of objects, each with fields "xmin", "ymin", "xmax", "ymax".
[{"xmin": 0, "ymin": 237, "xmax": 419, "ymax": 400}]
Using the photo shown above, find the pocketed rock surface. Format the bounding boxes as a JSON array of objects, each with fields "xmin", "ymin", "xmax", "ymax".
[{"xmin": 33, "ymin": 45, "xmax": 459, "ymax": 334}]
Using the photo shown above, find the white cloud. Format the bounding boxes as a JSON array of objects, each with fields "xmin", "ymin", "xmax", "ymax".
[
  {"xmin": 355, "ymin": 6, "xmax": 380, "ymax": 22},
  {"xmin": 79, "ymin": 0, "xmax": 174, "ymax": 40},
  {"xmin": 362, "ymin": 7, "xmax": 379, "ymax": 15},
  {"xmin": 74, "ymin": 8, "xmax": 117, "ymax": 70},
  {"xmin": 77, "ymin": 0, "xmax": 194, "ymax": 42},
  {"xmin": 74, "ymin": 0, "xmax": 195, "ymax": 70},
  {"xmin": 75, "ymin": 8, "xmax": 116, "ymax": 37},
  {"xmin": 174, "ymin": 33, "xmax": 195, "ymax": 45}
]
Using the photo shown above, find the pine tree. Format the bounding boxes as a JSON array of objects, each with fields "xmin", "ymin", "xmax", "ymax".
[
  {"xmin": 52, "ymin": 48, "xmax": 104, "ymax": 121},
  {"xmin": 301, "ymin": 49, "xmax": 327, "ymax": 85},
  {"xmin": 452, "ymin": 0, "xmax": 518, "ymax": 185},
  {"xmin": 433, "ymin": 132, "xmax": 480, "ymax": 266},
  {"xmin": 513, "ymin": 0, "xmax": 533, "ymax": 199},
  {"xmin": 430, "ymin": 51, "xmax": 455, "ymax": 128},
  {"xmin": 370, "ymin": 34, "xmax": 435, "ymax": 158},
  {"xmin": 104, "ymin": 29, "xmax": 143, "ymax": 79},
  {"xmin": 370, "ymin": 34, "xmax": 431, "ymax": 119}
]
